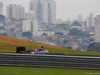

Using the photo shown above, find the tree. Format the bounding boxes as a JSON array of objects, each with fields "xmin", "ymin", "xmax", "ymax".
[
  {"xmin": 89, "ymin": 38, "xmax": 94, "ymax": 42},
  {"xmin": 10, "ymin": 18, "xmax": 18, "ymax": 21},
  {"xmin": 0, "ymin": 15, "xmax": 6, "ymax": 22},
  {"xmin": 87, "ymin": 42, "xmax": 100, "ymax": 52},
  {"xmin": 58, "ymin": 23, "xmax": 68, "ymax": 26},
  {"xmin": 55, "ymin": 32, "xmax": 63, "ymax": 36},
  {"xmin": 66, "ymin": 46, "xmax": 72, "ymax": 49},
  {"xmin": 69, "ymin": 28, "xmax": 82, "ymax": 36},
  {"xmin": 63, "ymin": 40, "xmax": 69, "ymax": 44},
  {"xmin": 22, "ymin": 32, "xmax": 32, "ymax": 39},
  {"xmin": 42, "ymin": 33, "xmax": 47, "ymax": 38},
  {"xmin": 72, "ymin": 21, "xmax": 81, "ymax": 26}
]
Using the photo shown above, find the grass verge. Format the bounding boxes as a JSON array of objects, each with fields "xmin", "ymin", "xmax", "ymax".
[{"xmin": 0, "ymin": 66, "xmax": 100, "ymax": 75}]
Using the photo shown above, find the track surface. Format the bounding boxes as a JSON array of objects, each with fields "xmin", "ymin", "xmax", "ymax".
[{"xmin": 0, "ymin": 53, "xmax": 100, "ymax": 69}]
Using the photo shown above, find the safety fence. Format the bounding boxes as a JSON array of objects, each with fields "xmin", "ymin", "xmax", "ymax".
[{"xmin": 0, "ymin": 53, "xmax": 100, "ymax": 69}]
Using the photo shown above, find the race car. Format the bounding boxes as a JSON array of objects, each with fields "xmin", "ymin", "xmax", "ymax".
[
  {"xmin": 16, "ymin": 46, "xmax": 67, "ymax": 55},
  {"xmin": 25, "ymin": 47, "xmax": 49, "ymax": 54}
]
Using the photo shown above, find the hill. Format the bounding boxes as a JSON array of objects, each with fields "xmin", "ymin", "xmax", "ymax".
[{"xmin": 0, "ymin": 35, "xmax": 100, "ymax": 56}]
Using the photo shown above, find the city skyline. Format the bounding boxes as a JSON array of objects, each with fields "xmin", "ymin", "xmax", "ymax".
[{"xmin": 0, "ymin": 0, "xmax": 100, "ymax": 20}]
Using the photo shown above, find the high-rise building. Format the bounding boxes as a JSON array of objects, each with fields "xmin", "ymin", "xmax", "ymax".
[
  {"xmin": 22, "ymin": 19, "xmax": 32, "ymax": 32},
  {"xmin": 86, "ymin": 17, "xmax": 90, "ymax": 28},
  {"xmin": 22, "ymin": 19, "xmax": 39, "ymax": 33},
  {"xmin": 7, "ymin": 4, "xmax": 25, "ymax": 19},
  {"xmin": 95, "ymin": 15, "xmax": 100, "ymax": 42},
  {"xmin": 86, "ymin": 13, "xmax": 94, "ymax": 28},
  {"xmin": 30, "ymin": 0, "xmax": 56, "ymax": 24},
  {"xmin": 32, "ymin": 20, "xmax": 39, "ymax": 35},
  {"xmin": 25, "ymin": 11, "xmax": 35, "ymax": 19},
  {"xmin": 89, "ymin": 13, "xmax": 94, "ymax": 27},
  {"xmin": 78, "ymin": 14, "xmax": 83, "ymax": 22},
  {"xmin": 0, "ymin": 2, "xmax": 3, "ymax": 15}
]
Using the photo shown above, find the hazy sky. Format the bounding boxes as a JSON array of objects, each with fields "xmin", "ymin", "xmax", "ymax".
[{"xmin": 0, "ymin": 0, "xmax": 100, "ymax": 20}]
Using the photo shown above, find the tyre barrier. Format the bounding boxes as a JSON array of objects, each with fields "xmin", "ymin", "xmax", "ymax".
[{"xmin": 0, "ymin": 53, "xmax": 100, "ymax": 69}]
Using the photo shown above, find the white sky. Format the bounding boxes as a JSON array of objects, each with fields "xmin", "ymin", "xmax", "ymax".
[{"xmin": 0, "ymin": 0, "xmax": 100, "ymax": 20}]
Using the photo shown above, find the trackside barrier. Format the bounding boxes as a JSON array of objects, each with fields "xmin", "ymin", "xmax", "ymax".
[{"xmin": 0, "ymin": 53, "xmax": 100, "ymax": 69}]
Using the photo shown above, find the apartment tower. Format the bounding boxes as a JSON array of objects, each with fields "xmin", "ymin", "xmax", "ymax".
[
  {"xmin": 7, "ymin": 4, "xmax": 25, "ymax": 19},
  {"xmin": 30, "ymin": 0, "xmax": 56, "ymax": 24},
  {"xmin": 0, "ymin": 2, "xmax": 3, "ymax": 15},
  {"xmin": 95, "ymin": 15, "xmax": 100, "ymax": 42}
]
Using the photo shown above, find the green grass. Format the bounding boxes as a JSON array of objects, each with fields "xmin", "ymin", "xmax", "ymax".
[
  {"xmin": 0, "ymin": 66, "xmax": 100, "ymax": 75},
  {"xmin": 1, "ymin": 41, "xmax": 100, "ymax": 56},
  {"xmin": 0, "ymin": 35, "xmax": 100, "ymax": 56}
]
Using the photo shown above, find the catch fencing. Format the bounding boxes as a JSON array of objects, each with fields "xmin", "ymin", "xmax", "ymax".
[{"xmin": 0, "ymin": 53, "xmax": 100, "ymax": 69}]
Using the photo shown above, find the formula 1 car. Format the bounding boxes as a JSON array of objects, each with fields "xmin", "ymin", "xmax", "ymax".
[{"xmin": 16, "ymin": 46, "xmax": 67, "ymax": 55}]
